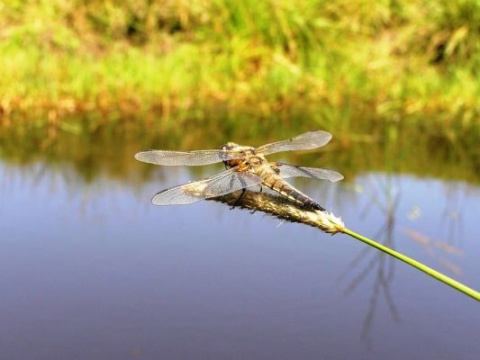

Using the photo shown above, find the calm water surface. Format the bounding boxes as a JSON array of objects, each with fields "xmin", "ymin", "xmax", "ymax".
[{"xmin": 0, "ymin": 160, "xmax": 479, "ymax": 360}]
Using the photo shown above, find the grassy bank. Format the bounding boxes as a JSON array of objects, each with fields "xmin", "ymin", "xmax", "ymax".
[{"xmin": 1, "ymin": 0, "xmax": 479, "ymax": 131}]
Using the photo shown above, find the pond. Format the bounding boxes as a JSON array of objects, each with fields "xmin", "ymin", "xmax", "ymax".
[{"xmin": 0, "ymin": 131, "xmax": 479, "ymax": 359}]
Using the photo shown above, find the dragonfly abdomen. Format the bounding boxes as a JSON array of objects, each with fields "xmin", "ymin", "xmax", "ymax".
[{"xmin": 260, "ymin": 171, "xmax": 325, "ymax": 211}]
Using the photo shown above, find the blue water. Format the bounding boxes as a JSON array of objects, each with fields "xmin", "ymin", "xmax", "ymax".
[{"xmin": 0, "ymin": 161, "xmax": 479, "ymax": 359}]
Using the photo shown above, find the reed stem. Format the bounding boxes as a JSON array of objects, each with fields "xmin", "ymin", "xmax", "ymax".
[{"xmin": 341, "ymin": 227, "xmax": 480, "ymax": 302}]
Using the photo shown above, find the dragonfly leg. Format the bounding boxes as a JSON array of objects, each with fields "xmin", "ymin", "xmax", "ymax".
[
  {"xmin": 247, "ymin": 185, "xmax": 263, "ymax": 213},
  {"xmin": 230, "ymin": 188, "xmax": 246, "ymax": 209}
]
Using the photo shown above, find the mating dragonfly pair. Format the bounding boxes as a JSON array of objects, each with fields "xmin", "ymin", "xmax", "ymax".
[{"xmin": 135, "ymin": 130, "xmax": 343, "ymax": 211}]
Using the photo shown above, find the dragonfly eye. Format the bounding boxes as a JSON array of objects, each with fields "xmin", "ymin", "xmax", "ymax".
[{"xmin": 221, "ymin": 142, "xmax": 237, "ymax": 151}]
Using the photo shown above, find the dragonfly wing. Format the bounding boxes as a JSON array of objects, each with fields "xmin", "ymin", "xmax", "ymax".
[
  {"xmin": 258, "ymin": 130, "xmax": 333, "ymax": 155},
  {"xmin": 152, "ymin": 168, "xmax": 263, "ymax": 205},
  {"xmin": 276, "ymin": 162, "xmax": 344, "ymax": 182},
  {"xmin": 135, "ymin": 149, "xmax": 242, "ymax": 166}
]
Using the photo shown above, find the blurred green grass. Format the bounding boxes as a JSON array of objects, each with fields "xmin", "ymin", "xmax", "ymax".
[{"xmin": 1, "ymin": 0, "xmax": 479, "ymax": 128}]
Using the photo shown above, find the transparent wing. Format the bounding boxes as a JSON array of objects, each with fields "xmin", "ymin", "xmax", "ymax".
[
  {"xmin": 276, "ymin": 162, "xmax": 344, "ymax": 182},
  {"xmin": 258, "ymin": 130, "xmax": 333, "ymax": 155},
  {"xmin": 152, "ymin": 168, "xmax": 263, "ymax": 205},
  {"xmin": 135, "ymin": 149, "xmax": 243, "ymax": 166}
]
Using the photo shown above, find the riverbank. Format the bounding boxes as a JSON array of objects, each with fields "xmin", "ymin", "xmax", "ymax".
[{"xmin": 1, "ymin": 1, "xmax": 479, "ymax": 131}]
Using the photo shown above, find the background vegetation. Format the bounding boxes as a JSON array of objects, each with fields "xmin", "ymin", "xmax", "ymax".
[{"xmin": 1, "ymin": 0, "xmax": 479, "ymax": 181}]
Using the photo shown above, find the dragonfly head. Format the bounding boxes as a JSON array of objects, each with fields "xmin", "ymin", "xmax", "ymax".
[{"xmin": 220, "ymin": 142, "xmax": 239, "ymax": 152}]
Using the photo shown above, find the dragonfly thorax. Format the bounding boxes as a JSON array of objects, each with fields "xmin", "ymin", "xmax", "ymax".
[{"xmin": 220, "ymin": 142, "xmax": 265, "ymax": 170}]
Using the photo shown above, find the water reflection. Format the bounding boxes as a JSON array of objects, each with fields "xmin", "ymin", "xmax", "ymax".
[
  {"xmin": 1, "ymin": 160, "xmax": 479, "ymax": 360},
  {"xmin": 340, "ymin": 174, "xmax": 401, "ymax": 348},
  {"xmin": 1, "ymin": 120, "xmax": 480, "ymax": 185}
]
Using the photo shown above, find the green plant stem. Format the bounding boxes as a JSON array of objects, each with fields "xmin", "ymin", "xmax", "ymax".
[{"xmin": 342, "ymin": 227, "xmax": 480, "ymax": 302}]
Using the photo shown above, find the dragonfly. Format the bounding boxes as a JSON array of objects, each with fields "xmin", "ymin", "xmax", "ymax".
[{"xmin": 135, "ymin": 130, "xmax": 343, "ymax": 211}]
